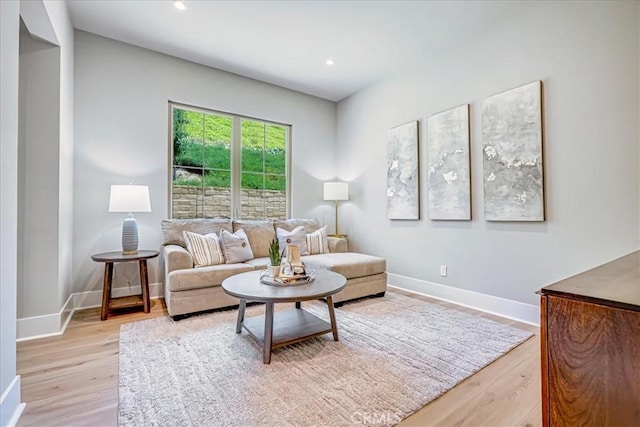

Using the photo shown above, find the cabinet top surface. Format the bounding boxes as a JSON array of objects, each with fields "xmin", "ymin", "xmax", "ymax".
[{"xmin": 540, "ymin": 251, "xmax": 640, "ymax": 310}]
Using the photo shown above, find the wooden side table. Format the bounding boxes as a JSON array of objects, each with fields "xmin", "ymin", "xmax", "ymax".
[{"xmin": 91, "ymin": 250, "xmax": 159, "ymax": 321}]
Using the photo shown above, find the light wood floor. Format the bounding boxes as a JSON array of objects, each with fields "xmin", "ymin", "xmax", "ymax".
[{"xmin": 16, "ymin": 289, "xmax": 541, "ymax": 427}]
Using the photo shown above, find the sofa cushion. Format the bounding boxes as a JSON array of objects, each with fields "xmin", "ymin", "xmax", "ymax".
[
  {"xmin": 162, "ymin": 219, "xmax": 233, "ymax": 247},
  {"xmin": 183, "ymin": 231, "xmax": 225, "ymax": 267},
  {"xmin": 273, "ymin": 218, "xmax": 321, "ymax": 234},
  {"xmin": 327, "ymin": 236, "xmax": 348, "ymax": 253},
  {"xmin": 243, "ymin": 257, "xmax": 270, "ymax": 270},
  {"xmin": 232, "ymin": 220, "xmax": 275, "ymax": 258},
  {"xmin": 306, "ymin": 225, "xmax": 329, "ymax": 255},
  {"xmin": 220, "ymin": 229, "xmax": 254, "ymax": 263},
  {"xmin": 167, "ymin": 263, "xmax": 254, "ymax": 292},
  {"xmin": 277, "ymin": 226, "xmax": 309, "ymax": 256},
  {"xmin": 302, "ymin": 253, "xmax": 386, "ymax": 279}
]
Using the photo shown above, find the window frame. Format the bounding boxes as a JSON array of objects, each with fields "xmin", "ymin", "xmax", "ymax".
[{"xmin": 168, "ymin": 101, "xmax": 292, "ymax": 220}]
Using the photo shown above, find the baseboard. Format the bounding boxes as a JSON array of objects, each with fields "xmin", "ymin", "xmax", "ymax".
[
  {"xmin": 387, "ymin": 273, "xmax": 539, "ymax": 326},
  {"xmin": 0, "ymin": 376, "xmax": 25, "ymax": 427},
  {"xmin": 16, "ymin": 293, "xmax": 74, "ymax": 341},
  {"xmin": 16, "ymin": 282, "xmax": 163, "ymax": 341}
]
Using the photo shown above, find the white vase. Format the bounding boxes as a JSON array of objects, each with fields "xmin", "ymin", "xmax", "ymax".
[{"xmin": 268, "ymin": 265, "xmax": 280, "ymax": 278}]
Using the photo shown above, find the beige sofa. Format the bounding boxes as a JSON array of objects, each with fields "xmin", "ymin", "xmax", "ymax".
[{"xmin": 161, "ymin": 218, "xmax": 387, "ymax": 318}]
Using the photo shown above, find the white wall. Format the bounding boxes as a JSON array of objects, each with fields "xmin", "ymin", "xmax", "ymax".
[
  {"xmin": 73, "ymin": 32, "xmax": 337, "ymax": 295},
  {"xmin": 16, "ymin": 0, "xmax": 74, "ymax": 327},
  {"xmin": 18, "ymin": 30, "xmax": 61, "ymax": 318},
  {"xmin": 337, "ymin": 1, "xmax": 639, "ymax": 308},
  {"xmin": 0, "ymin": 0, "xmax": 24, "ymax": 424},
  {"xmin": 44, "ymin": 0, "xmax": 75, "ymax": 327}
]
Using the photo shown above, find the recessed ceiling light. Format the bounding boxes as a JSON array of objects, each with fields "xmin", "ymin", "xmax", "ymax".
[
  {"xmin": 325, "ymin": 59, "xmax": 335, "ymax": 66},
  {"xmin": 173, "ymin": 1, "xmax": 186, "ymax": 10}
]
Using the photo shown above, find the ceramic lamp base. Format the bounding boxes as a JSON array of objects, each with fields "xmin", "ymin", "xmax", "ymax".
[{"xmin": 122, "ymin": 214, "xmax": 139, "ymax": 254}]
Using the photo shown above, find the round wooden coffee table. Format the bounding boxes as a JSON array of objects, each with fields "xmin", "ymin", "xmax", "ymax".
[{"xmin": 222, "ymin": 269, "xmax": 346, "ymax": 364}]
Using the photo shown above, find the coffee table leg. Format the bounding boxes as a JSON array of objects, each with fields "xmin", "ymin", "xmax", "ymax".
[
  {"xmin": 295, "ymin": 301, "xmax": 301, "ymax": 309},
  {"xmin": 326, "ymin": 296, "xmax": 339, "ymax": 341},
  {"xmin": 236, "ymin": 299, "xmax": 246, "ymax": 334},
  {"xmin": 263, "ymin": 302, "xmax": 274, "ymax": 364}
]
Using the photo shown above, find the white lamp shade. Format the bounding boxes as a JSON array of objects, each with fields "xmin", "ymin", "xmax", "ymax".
[
  {"xmin": 109, "ymin": 185, "xmax": 151, "ymax": 212},
  {"xmin": 323, "ymin": 182, "xmax": 349, "ymax": 201}
]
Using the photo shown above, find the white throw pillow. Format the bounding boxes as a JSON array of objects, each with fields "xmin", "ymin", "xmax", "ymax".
[
  {"xmin": 183, "ymin": 231, "xmax": 225, "ymax": 267},
  {"xmin": 276, "ymin": 226, "xmax": 309, "ymax": 256},
  {"xmin": 306, "ymin": 226, "xmax": 329, "ymax": 255},
  {"xmin": 219, "ymin": 229, "xmax": 254, "ymax": 264}
]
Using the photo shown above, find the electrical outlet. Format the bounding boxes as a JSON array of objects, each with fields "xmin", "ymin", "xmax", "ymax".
[{"xmin": 440, "ymin": 265, "xmax": 447, "ymax": 277}]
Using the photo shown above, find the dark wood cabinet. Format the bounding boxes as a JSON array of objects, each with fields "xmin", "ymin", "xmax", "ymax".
[{"xmin": 539, "ymin": 251, "xmax": 640, "ymax": 426}]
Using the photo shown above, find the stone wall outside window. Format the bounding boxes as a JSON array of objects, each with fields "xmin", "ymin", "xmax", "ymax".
[{"xmin": 172, "ymin": 185, "xmax": 286, "ymax": 219}]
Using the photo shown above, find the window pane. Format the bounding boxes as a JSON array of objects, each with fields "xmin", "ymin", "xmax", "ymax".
[
  {"xmin": 241, "ymin": 120, "xmax": 265, "ymax": 173},
  {"xmin": 266, "ymin": 189, "xmax": 286, "ymax": 219},
  {"xmin": 172, "ymin": 167, "xmax": 203, "ymax": 219},
  {"xmin": 203, "ymin": 170, "xmax": 231, "ymax": 218},
  {"xmin": 173, "ymin": 166, "xmax": 203, "ymax": 186},
  {"xmin": 241, "ymin": 172, "xmax": 262, "ymax": 190},
  {"xmin": 203, "ymin": 114, "xmax": 231, "ymax": 169},
  {"xmin": 265, "ymin": 125, "xmax": 286, "ymax": 175},
  {"xmin": 174, "ymin": 109, "xmax": 204, "ymax": 168},
  {"xmin": 265, "ymin": 174, "xmax": 285, "ymax": 191},
  {"xmin": 204, "ymin": 169, "xmax": 231, "ymax": 188},
  {"xmin": 241, "ymin": 188, "xmax": 266, "ymax": 220}
]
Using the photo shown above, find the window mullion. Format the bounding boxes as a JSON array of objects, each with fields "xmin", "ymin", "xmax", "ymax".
[
  {"xmin": 262, "ymin": 125, "xmax": 266, "ymax": 218},
  {"xmin": 285, "ymin": 126, "xmax": 291, "ymax": 219},
  {"xmin": 200, "ymin": 112, "xmax": 205, "ymax": 218},
  {"xmin": 231, "ymin": 117, "xmax": 242, "ymax": 219}
]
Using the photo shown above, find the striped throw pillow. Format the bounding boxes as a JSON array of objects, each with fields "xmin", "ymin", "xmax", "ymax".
[
  {"xmin": 183, "ymin": 231, "xmax": 225, "ymax": 267},
  {"xmin": 306, "ymin": 226, "xmax": 329, "ymax": 255}
]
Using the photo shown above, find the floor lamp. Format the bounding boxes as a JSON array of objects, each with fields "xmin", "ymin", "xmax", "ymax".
[{"xmin": 323, "ymin": 182, "xmax": 349, "ymax": 237}]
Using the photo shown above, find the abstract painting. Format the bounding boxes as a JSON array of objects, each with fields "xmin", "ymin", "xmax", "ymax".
[
  {"xmin": 387, "ymin": 121, "xmax": 419, "ymax": 219},
  {"xmin": 427, "ymin": 104, "xmax": 471, "ymax": 220},
  {"xmin": 482, "ymin": 81, "xmax": 544, "ymax": 221}
]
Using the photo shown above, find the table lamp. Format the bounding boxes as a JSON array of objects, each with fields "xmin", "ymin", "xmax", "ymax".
[
  {"xmin": 323, "ymin": 182, "xmax": 349, "ymax": 237},
  {"xmin": 109, "ymin": 184, "xmax": 151, "ymax": 254}
]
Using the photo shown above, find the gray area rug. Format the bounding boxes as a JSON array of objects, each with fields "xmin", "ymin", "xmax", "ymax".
[{"xmin": 119, "ymin": 293, "xmax": 533, "ymax": 426}]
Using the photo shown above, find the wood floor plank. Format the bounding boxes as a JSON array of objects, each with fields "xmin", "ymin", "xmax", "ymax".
[{"xmin": 17, "ymin": 291, "xmax": 541, "ymax": 426}]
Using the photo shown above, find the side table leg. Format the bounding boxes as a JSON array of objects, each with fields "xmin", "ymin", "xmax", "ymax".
[
  {"xmin": 263, "ymin": 302, "xmax": 274, "ymax": 364},
  {"xmin": 327, "ymin": 296, "xmax": 339, "ymax": 341},
  {"xmin": 139, "ymin": 259, "xmax": 150, "ymax": 313},
  {"xmin": 101, "ymin": 262, "xmax": 114, "ymax": 321},
  {"xmin": 236, "ymin": 299, "xmax": 246, "ymax": 333}
]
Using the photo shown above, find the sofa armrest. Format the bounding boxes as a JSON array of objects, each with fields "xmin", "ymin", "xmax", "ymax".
[
  {"xmin": 163, "ymin": 244, "xmax": 193, "ymax": 273},
  {"xmin": 328, "ymin": 237, "xmax": 348, "ymax": 253}
]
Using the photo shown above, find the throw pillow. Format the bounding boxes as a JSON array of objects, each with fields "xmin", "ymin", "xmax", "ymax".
[
  {"xmin": 276, "ymin": 226, "xmax": 309, "ymax": 256},
  {"xmin": 306, "ymin": 225, "xmax": 329, "ymax": 255},
  {"xmin": 219, "ymin": 229, "xmax": 254, "ymax": 264},
  {"xmin": 183, "ymin": 231, "xmax": 225, "ymax": 267}
]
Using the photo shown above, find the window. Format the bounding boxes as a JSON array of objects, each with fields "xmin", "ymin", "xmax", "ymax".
[{"xmin": 170, "ymin": 103, "xmax": 290, "ymax": 220}]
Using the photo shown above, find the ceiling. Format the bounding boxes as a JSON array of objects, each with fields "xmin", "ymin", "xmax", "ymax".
[{"xmin": 66, "ymin": 1, "xmax": 514, "ymax": 102}]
